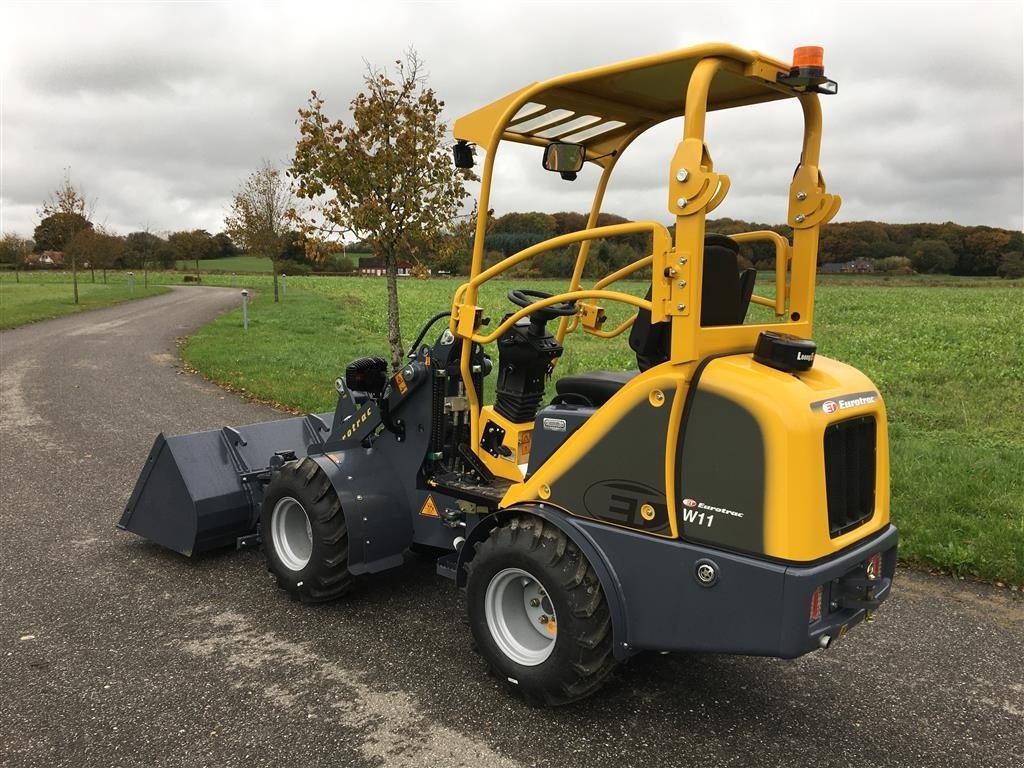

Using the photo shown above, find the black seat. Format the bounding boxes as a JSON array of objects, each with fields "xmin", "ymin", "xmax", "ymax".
[
  {"xmin": 629, "ymin": 233, "xmax": 755, "ymax": 370},
  {"xmin": 554, "ymin": 370, "xmax": 638, "ymax": 407},
  {"xmin": 554, "ymin": 234, "xmax": 756, "ymax": 404}
]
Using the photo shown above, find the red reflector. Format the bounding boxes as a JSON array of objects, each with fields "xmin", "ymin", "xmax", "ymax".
[
  {"xmin": 809, "ymin": 586, "xmax": 823, "ymax": 623},
  {"xmin": 867, "ymin": 553, "xmax": 882, "ymax": 580}
]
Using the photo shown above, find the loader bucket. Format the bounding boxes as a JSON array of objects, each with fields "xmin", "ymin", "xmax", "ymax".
[{"xmin": 118, "ymin": 413, "xmax": 332, "ymax": 556}]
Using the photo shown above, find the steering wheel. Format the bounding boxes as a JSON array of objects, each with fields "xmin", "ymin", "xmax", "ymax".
[{"xmin": 507, "ymin": 289, "xmax": 578, "ymax": 324}]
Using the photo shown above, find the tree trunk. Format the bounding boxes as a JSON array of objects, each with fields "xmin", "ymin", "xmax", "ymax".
[
  {"xmin": 144, "ymin": 264, "xmax": 148, "ymax": 288},
  {"xmin": 272, "ymin": 261, "xmax": 279, "ymax": 302},
  {"xmin": 102, "ymin": 269, "xmax": 107, "ymax": 283},
  {"xmin": 72, "ymin": 255, "xmax": 79, "ymax": 304},
  {"xmin": 90, "ymin": 266, "xmax": 95, "ymax": 282},
  {"xmin": 14, "ymin": 268, "xmax": 19, "ymax": 283},
  {"xmin": 195, "ymin": 257, "xmax": 200, "ymax": 282},
  {"xmin": 384, "ymin": 252, "xmax": 403, "ymax": 370}
]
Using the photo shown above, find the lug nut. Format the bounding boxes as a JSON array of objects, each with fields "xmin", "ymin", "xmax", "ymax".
[
  {"xmin": 538, "ymin": 615, "xmax": 548, "ymax": 624},
  {"xmin": 530, "ymin": 598, "xmax": 540, "ymax": 607}
]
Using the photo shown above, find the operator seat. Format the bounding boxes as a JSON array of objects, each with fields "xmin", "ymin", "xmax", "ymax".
[{"xmin": 555, "ymin": 233, "xmax": 755, "ymax": 406}]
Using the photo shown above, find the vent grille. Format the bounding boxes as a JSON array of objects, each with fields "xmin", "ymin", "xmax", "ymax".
[{"xmin": 824, "ymin": 416, "xmax": 876, "ymax": 537}]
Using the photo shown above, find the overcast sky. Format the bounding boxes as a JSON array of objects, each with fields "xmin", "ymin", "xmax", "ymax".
[{"xmin": 1, "ymin": 0, "xmax": 1021, "ymax": 241}]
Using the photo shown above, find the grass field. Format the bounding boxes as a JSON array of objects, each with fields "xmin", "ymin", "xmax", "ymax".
[
  {"xmin": 181, "ymin": 274, "xmax": 1024, "ymax": 585},
  {"xmin": 0, "ymin": 275, "xmax": 169, "ymax": 329},
  {"xmin": 175, "ymin": 255, "xmax": 273, "ymax": 272}
]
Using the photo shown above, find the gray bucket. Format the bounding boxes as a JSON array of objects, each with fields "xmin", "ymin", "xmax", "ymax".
[{"xmin": 118, "ymin": 413, "xmax": 332, "ymax": 556}]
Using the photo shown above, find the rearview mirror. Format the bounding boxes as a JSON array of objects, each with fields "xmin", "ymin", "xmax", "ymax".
[{"xmin": 542, "ymin": 142, "xmax": 586, "ymax": 174}]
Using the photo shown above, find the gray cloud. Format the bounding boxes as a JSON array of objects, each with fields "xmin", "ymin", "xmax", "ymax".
[{"xmin": 1, "ymin": 1, "xmax": 1020, "ymax": 241}]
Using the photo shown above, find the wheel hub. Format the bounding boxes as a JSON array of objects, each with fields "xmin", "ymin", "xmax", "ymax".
[
  {"xmin": 484, "ymin": 568, "xmax": 557, "ymax": 666},
  {"xmin": 270, "ymin": 497, "xmax": 313, "ymax": 571}
]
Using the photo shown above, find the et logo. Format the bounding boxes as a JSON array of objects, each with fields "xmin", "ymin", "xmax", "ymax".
[
  {"xmin": 682, "ymin": 498, "xmax": 698, "ymax": 508},
  {"xmin": 822, "ymin": 400, "xmax": 839, "ymax": 414}
]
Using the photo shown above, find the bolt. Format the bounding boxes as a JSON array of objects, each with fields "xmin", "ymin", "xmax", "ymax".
[
  {"xmin": 865, "ymin": 610, "xmax": 876, "ymax": 624},
  {"xmin": 795, "ymin": 214, "xmax": 807, "ymax": 223},
  {"xmin": 830, "ymin": 601, "xmax": 839, "ymax": 610},
  {"xmin": 796, "ymin": 191, "xmax": 808, "ymax": 201},
  {"xmin": 676, "ymin": 303, "xmax": 686, "ymax": 311},
  {"xmin": 678, "ymin": 280, "xmax": 686, "ymax": 288},
  {"xmin": 676, "ymin": 169, "xmax": 689, "ymax": 182},
  {"xmin": 538, "ymin": 615, "xmax": 548, "ymax": 624},
  {"xmin": 676, "ymin": 197, "xmax": 687, "ymax": 208},
  {"xmin": 678, "ymin": 257, "xmax": 688, "ymax": 265},
  {"xmin": 653, "ymin": 391, "xmax": 664, "ymax": 401},
  {"xmin": 356, "ymin": 495, "xmax": 363, "ymax": 501},
  {"xmin": 530, "ymin": 598, "xmax": 540, "ymax": 607}
]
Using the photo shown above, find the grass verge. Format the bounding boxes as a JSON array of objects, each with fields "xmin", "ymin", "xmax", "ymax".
[
  {"xmin": 0, "ymin": 277, "xmax": 170, "ymax": 330},
  {"xmin": 181, "ymin": 276, "xmax": 1022, "ymax": 584}
]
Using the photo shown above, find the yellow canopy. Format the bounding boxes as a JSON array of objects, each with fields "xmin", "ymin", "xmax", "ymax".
[{"xmin": 453, "ymin": 43, "xmax": 798, "ymax": 161}]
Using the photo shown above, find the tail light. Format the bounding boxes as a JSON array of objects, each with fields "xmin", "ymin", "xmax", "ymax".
[
  {"xmin": 809, "ymin": 586, "xmax": 823, "ymax": 623},
  {"xmin": 867, "ymin": 553, "xmax": 882, "ymax": 580}
]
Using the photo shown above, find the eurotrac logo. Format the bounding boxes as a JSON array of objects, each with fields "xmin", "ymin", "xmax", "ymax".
[{"xmin": 810, "ymin": 391, "xmax": 878, "ymax": 414}]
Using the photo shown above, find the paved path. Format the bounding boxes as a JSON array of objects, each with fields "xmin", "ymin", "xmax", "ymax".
[{"xmin": 1, "ymin": 286, "xmax": 1021, "ymax": 768}]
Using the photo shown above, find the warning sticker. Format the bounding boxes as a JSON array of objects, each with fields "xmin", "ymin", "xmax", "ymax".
[{"xmin": 419, "ymin": 495, "xmax": 439, "ymax": 518}]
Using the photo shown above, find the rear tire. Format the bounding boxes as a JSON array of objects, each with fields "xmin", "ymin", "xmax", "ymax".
[
  {"xmin": 465, "ymin": 515, "xmax": 617, "ymax": 705},
  {"xmin": 260, "ymin": 457, "xmax": 353, "ymax": 603}
]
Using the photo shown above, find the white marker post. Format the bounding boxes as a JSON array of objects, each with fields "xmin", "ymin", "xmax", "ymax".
[
  {"xmin": 127, "ymin": 272, "xmax": 135, "ymax": 294},
  {"xmin": 241, "ymin": 289, "xmax": 249, "ymax": 329}
]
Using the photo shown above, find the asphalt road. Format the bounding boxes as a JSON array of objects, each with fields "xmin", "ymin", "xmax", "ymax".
[{"xmin": 1, "ymin": 286, "xmax": 1021, "ymax": 768}]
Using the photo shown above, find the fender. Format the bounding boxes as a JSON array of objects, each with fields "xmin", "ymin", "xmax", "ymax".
[{"xmin": 457, "ymin": 504, "xmax": 635, "ymax": 660}]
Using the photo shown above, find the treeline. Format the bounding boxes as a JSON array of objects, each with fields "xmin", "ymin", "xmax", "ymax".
[
  {"xmin": 429, "ymin": 211, "xmax": 1024, "ymax": 279},
  {"xmin": 9, "ymin": 213, "xmax": 354, "ymax": 275}
]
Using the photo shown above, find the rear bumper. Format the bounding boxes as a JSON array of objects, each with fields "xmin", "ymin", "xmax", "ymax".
[
  {"xmin": 777, "ymin": 525, "xmax": 897, "ymax": 657},
  {"xmin": 574, "ymin": 520, "xmax": 898, "ymax": 659}
]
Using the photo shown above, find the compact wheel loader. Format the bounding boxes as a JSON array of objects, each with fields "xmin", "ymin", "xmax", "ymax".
[{"xmin": 121, "ymin": 43, "xmax": 898, "ymax": 705}]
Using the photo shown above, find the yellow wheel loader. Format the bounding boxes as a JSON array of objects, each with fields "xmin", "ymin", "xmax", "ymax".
[{"xmin": 121, "ymin": 43, "xmax": 897, "ymax": 705}]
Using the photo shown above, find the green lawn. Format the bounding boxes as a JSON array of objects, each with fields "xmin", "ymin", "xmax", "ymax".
[
  {"xmin": 175, "ymin": 255, "xmax": 274, "ymax": 272},
  {"xmin": 0, "ymin": 276, "xmax": 169, "ymax": 329},
  {"xmin": 181, "ymin": 274, "xmax": 1024, "ymax": 585}
]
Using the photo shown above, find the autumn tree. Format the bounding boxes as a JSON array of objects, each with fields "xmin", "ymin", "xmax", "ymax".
[
  {"xmin": 225, "ymin": 161, "xmax": 294, "ymax": 302},
  {"xmin": 36, "ymin": 170, "xmax": 93, "ymax": 303},
  {"xmin": 0, "ymin": 233, "xmax": 34, "ymax": 282},
  {"xmin": 290, "ymin": 50, "xmax": 472, "ymax": 368},
  {"xmin": 168, "ymin": 229, "xmax": 217, "ymax": 278},
  {"xmin": 66, "ymin": 228, "xmax": 125, "ymax": 284}
]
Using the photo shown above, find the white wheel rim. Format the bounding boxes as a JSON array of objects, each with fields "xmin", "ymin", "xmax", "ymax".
[
  {"xmin": 484, "ymin": 568, "xmax": 557, "ymax": 666},
  {"xmin": 271, "ymin": 497, "xmax": 313, "ymax": 571}
]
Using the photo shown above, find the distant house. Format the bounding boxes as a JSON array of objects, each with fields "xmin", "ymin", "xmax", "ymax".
[
  {"xmin": 358, "ymin": 255, "xmax": 415, "ymax": 276},
  {"xmin": 819, "ymin": 258, "xmax": 874, "ymax": 274},
  {"xmin": 33, "ymin": 250, "xmax": 64, "ymax": 266}
]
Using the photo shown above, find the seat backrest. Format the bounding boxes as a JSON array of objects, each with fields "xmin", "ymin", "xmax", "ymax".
[
  {"xmin": 700, "ymin": 234, "xmax": 742, "ymax": 326},
  {"xmin": 628, "ymin": 233, "xmax": 752, "ymax": 370}
]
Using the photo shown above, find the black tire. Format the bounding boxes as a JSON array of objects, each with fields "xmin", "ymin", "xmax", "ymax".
[
  {"xmin": 260, "ymin": 457, "xmax": 353, "ymax": 603},
  {"xmin": 465, "ymin": 515, "xmax": 617, "ymax": 706}
]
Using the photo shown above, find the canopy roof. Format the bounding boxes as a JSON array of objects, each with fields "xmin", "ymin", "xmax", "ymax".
[{"xmin": 453, "ymin": 43, "xmax": 800, "ymax": 161}]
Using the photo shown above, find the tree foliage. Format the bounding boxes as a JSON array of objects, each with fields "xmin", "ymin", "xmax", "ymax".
[
  {"xmin": 909, "ymin": 239, "xmax": 956, "ymax": 274},
  {"xmin": 225, "ymin": 161, "xmax": 295, "ymax": 301},
  {"xmin": 0, "ymin": 233, "xmax": 34, "ymax": 281},
  {"xmin": 36, "ymin": 170, "xmax": 93, "ymax": 303},
  {"xmin": 66, "ymin": 228, "xmax": 125, "ymax": 282},
  {"xmin": 33, "ymin": 213, "xmax": 92, "ymax": 253},
  {"xmin": 290, "ymin": 50, "xmax": 472, "ymax": 368}
]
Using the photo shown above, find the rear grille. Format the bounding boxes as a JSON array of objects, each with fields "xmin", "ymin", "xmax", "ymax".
[{"xmin": 824, "ymin": 416, "xmax": 876, "ymax": 537}]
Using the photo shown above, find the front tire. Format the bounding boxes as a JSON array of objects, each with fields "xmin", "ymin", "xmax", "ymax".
[
  {"xmin": 465, "ymin": 515, "xmax": 617, "ymax": 705},
  {"xmin": 260, "ymin": 457, "xmax": 353, "ymax": 603}
]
